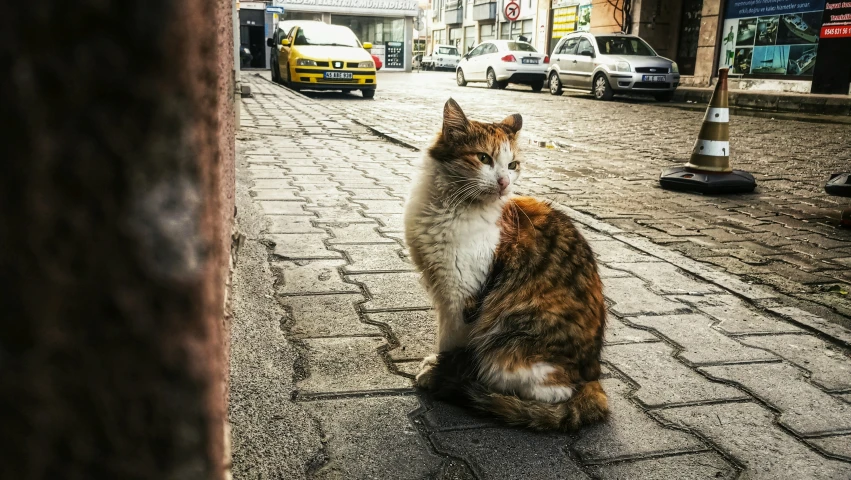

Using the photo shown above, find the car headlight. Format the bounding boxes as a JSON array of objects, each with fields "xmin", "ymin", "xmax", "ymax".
[
  {"xmin": 671, "ymin": 62, "xmax": 679, "ymax": 73},
  {"xmin": 612, "ymin": 61, "xmax": 631, "ymax": 72},
  {"xmin": 358, "ymin": 61, "xmax": 374, "ymax": 68},
  {"xmin": 296, "ymin": 58, "xmax": 317, "ymax": 66}
]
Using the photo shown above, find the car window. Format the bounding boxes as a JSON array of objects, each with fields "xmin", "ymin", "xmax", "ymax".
[
  {"xmin": 485, "ymin": 43, "xmax": 499, "ymax": 54},
  {"xmin": 577, "ymin": 38, "xmax": 593, "ymax": 55},
  {"xmin": 559, "ymin": 37, "xmax": 580, "ymax": 55},
  {"xmin": 506, "ymin": 42, "xmax": 537, "ymax": 52},
  {"xmin": 595, "ymin": 36, "xmax": 656, "ymax": 56},
  {"xmin": 468, "ymin": 44, "xmax": 486, "ymax": 57},
  {"xmin": 296, "ymin": 23, "xmax": 361, "ymax": 48},
  {"xmin": 438, "ymin": 46, "xmax": 459, "ymax": 56}
]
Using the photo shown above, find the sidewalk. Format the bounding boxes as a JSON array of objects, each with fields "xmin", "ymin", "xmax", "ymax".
[
  {"xmin": 230, "ymin": 74, "xmax": 851, "ymax": 479},
  {"xmin": 674, "ymin": 86, "xmax": 851, "ymax": 116}
]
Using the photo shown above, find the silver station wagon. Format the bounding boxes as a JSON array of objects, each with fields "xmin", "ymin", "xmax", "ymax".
[{"xmin": 546, "ymin": 32, "xmax": 680, "ymax": 101}]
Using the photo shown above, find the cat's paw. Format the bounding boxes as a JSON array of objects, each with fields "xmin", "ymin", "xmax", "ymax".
[{"xmin": 415, "ymin": 354, "xmax": 439, "ymax": 389}]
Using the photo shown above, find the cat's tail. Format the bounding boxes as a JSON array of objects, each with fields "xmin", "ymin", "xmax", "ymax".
[{"xmin": 426, "ymin": 349, "xmax": 608, "ymax": 432}]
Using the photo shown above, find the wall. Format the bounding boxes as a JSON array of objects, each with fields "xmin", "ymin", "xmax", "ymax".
[
  {"xmin": 0, "ymin": 0, "xmax": 234, "ymax": 477},
  {"xmin": 691, "ymin": 0, "xmax": 722, "ymax": 85}
]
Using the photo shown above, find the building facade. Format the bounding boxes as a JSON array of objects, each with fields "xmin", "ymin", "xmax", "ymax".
[
  {"xmin": 426, "ymin": 0, "xmax": 851, "ymax": 95},
  {"xmin": 274, "ymin": 0, "xmax": 421, "ymax": 71}
]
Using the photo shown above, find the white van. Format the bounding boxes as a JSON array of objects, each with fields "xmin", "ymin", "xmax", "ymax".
[{"xmin": 421, "ymin": 44, "xmax": 461, "ymax": 71}]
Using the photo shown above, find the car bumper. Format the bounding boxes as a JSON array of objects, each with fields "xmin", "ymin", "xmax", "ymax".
[
  {"xmin": 292, "ymin": 68, "xmax": 377, "ymax": 88},
  {"xmin": 436, "ymin": 62, "xmax": 458, "ymax": 69},
  {"xmin": 496, "ymin": 64, "xmax": 548, "ymax": 82},
  {"xmin": 609, "ymin": 72, "xmax": 680, "ymax": 91}
]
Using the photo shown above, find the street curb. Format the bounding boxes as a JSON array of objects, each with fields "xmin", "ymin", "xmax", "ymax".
[
  {"xmin": 339, "ymin": 118, "xmax": 851, "ymax": 348},
  {"xmin": 674, "ymin": 88, "xmax": 851, "ymax": 116}
]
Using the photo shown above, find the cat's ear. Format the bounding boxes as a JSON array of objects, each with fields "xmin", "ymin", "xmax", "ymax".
[
  {"xmin": 442, "ymin": 98, "xmax": 469, "ymax": 138},
  {"xmin": 501, "ymin": 113, "xmax": 523, "ymax": 133}
]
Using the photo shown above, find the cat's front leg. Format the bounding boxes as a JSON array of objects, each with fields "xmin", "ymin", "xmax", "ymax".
[{"xmin": 436, "ymin": 306, "xmax": 472, "ymax": 352}]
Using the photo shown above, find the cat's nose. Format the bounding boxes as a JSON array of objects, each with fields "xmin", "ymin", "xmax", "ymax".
[{"xmin": 497, "ymin": 177, "xmax": 509, "ymax": 191}]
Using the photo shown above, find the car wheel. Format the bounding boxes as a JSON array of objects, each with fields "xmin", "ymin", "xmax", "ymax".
[
  {"xmin": 487, "ymin": 68, "xmax": 500, "ymax": 89},
  {"xmin": 530, "ymin": 79, "xmax": 544, "ymax": 92},
  {"xmin": 654, "ymin": 91, "xmax": 675, "ymax": 102},
  {"xmin": 548, "ymin": 72, "xmax": 563, "ymax": 95},
  {"xmin": 362, "ymin": 88, "xmax": 376, "ymax": 99},
  {"xmin": 593, "ymin": 73, "xmax": 614, "ymax": 100},
  {"xmin": 456, "ymin": 68, "xmax": 467, "ymax": 86}
]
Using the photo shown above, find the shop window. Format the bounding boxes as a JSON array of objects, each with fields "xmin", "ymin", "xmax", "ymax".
[
  {"xmin": 464, "ymin": 26, "xmax": 475, "ymax": 52},
  {"xmin": 449, "ymin": 27, "xmax": 462, "ymax": 48},
  {"xmin": 480, "ymin": 24, "xmax": 494, "ymax": 41},
  {"xmin": 331, "ymin": 15, "xmax": 405, "ymax": 45}
]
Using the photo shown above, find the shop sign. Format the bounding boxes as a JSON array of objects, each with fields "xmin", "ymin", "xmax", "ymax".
[
  {"xmin": 811, "ymin": 0, "xmax": 851, "ymax": 92},
  {"xmin": 278, "ymin": 0, "xmax": 418, "ymax": 12},
  {"xmin": 241, "ymin": 2, "xmax": 267, "ymax": 9},
  {"xmin": 552, "ymin": 0, "xmax": 589, "ymax": 9},
  {"xmin": 718, "ymin": 0, "xmax": 827, "ymax": 77},
  {"xmin": 820, "ymin": 0, "xmax": 851, "ymax": 37},
  {"xmin": 384, "ymin": 41, "xmax": 405, "ymax": 68},
  {"xmin": 551, "ymin": 5, "xmax": 577, "ymax": 39}
]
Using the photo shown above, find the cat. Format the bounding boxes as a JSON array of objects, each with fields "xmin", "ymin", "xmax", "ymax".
[{"xmin": 403, "ymin": 98, "xmax": 608, "ymax": 431}]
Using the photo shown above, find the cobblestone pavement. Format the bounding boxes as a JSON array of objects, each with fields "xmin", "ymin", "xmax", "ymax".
[
  {"xmin": 231, "ymin": 74, "xmax": 851, "ymax": 479},
  {"xmin": 291, "ymin": 71, "xmax": 851, "ymax": 327}
]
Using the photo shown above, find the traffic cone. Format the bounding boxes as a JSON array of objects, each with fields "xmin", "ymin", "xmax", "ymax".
[{"xmin": 660, "ymin": 68, "xmax": 756, "ymax": 194}]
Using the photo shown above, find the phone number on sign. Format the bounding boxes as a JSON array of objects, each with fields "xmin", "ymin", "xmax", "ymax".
[{"xmin": 821, "ymin": 25, "xmax": 851, "ymax": 37}]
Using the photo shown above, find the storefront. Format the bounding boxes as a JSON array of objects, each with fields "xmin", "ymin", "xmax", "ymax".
[
  {"xmin": 274, "ymin": 0, "xmax": 419, "ymax": 71},
  {"xmin": 547, "ymin": 0, "xmax": 591, "ymax": 54}
]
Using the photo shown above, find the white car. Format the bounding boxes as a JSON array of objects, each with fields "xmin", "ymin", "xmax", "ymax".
[
  {"xmin": 456, "ymin": 40, "xmax": 549, "ymax": 90},
  {"xmin": 422, "ymin": 44, "xmax": 461, "ymax": 71}
]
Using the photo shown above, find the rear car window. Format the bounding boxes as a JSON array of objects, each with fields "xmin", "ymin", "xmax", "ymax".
[
  {"xmin": 438, "ymin": 46, "xmax": 459, "ymax": 56},
  {"xmin": 506, "ymin": 42, "xmax": 537, "ymax": 52},
  {"xmin": 595, "ymin": 37, "xmax": 656, "ymax": 56}
]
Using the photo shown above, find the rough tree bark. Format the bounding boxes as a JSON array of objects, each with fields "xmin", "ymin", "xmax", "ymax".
[{"xmin": 0, "ymin": 0, "xmax": 234, "ymax": 478}]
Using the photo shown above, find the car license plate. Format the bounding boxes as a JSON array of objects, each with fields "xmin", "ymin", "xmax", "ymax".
[
  {"xmin": 642, "ymin": 75, "xmax": 666, "ymax": 82},
  {"xmin": 324, "ymin": 72, "xmax": 353, "ymax": 79},
  {"xmin": 522, "ymin": 58, "xmax": 538, "ymax": 64}
]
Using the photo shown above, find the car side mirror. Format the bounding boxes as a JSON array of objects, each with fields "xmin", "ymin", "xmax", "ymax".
[
  {"xmin": 363, "ymin": 42, "xmax": 373, "ymax": 49},
  {"xmin": 580, "ymin": 49, "xmax": 595, "ymax": 57},
  {"xmin": 266, "ymin": 38, "xmax": 274, "ymax": 48},
  {"xmin": 281, "ymin": 39, "xmax": 290, "ymax": 46}
]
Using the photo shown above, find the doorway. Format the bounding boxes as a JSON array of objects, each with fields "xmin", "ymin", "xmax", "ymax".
[
  {"xmin": 239, "ymin": 9, "xmax": 267, "ymax": 69},
  {"xmin": 676, "ymin": 0, "xmax": 703, "ymax": 76}
]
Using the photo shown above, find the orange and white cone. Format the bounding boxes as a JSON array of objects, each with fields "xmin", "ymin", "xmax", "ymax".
[{"xmin": 685, "ymin": 68, "xmax": 731, "ymax": 173}]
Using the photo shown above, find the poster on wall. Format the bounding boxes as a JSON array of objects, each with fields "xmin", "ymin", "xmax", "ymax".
[
  {"xmin": 550, "ymin": 6, "xmax": 577, "ymax": 53},
  {"xmin": 384, "ymin": 41, "xmax": 404, "ymax": 69},
  {"xmin": 718, "ymin": 0, "xmax": 826, "ymax": 77},
  {"xmin": 811, "ymin": 0, "xmax": 851, "ymax": 92},
  {"xmin": 577, "ymin": 4, "xmax": 592, "ymax": 32}
]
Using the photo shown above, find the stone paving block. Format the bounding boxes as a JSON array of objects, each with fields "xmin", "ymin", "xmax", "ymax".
[
  {"xmin": 604, "ymin": 277, "xmax": 690, "ymax": 316},
  {"xmin": 306, "ymin": 396, "xmax": 446, "ymax": 480},
  {"xmin": 766, "ymin": 306, "xmax": 851, "ymax": 346},
  {"xmin": 607, "ymin": 262, "xmax": 721, "ymax": 295},
  {"xmin": 267, "ymin": 233, "xmax": 340, "ymax": 260},
  {"xmin": 431, "ymin": 428, "xmax": 588, "ymax": 480},
  {"xmin": 341, "ymin": 244, "xmax": 412, "ymax": 272},
  {"xmin": 672, "ymin": 294, "xmax": 804, "ymax": 335},
  {"xmin": 631, "ymin": 314, "xmax": 777, "ymax": 365},
  {"xmin": 418, "ymin": 399, "xmax": 500, "ymax": 431},
  {"xmin": 298, "ymin": 337, "xmax": 410, "ymax": 394},
  {"xmin": 394, "ymin": 360, "xmax": 420, "ymax": 378},
  {"xmin": 736, "ymin": 334, "xmax": 851, "ymax": 391},
  {"xmin": 326, "ymin": 222, "xmax": 395, "ymax": 244},
  {"xmin": 354, "ymin": 199, "xmax": 405, "ymax": 213},
  {"xmin": 250, "ymin": 179, "xmax": 296, "ymax": 190},
  {"xmin": 346, "ymin": 188, "xmax": 398, "ymax": 200},
  {"xmin": 571, "ymin": 379, "xmax": 704, "ymax": 462},
  {"xmin": 308, "ymin": 206, "xmax": 372, "ymax": 223},
  {"xmin": 605, "ymin": 343, "xmax": 747, "ymax": 407},
  {"xmin": 248, "ymin": 169, "xmax": 287, "ymax": 179},
  {"xmin": 250, "ymin": 189, "xmax": 304, "ymax": 201},
  {"xmin": 372, "ymin": 213, "xmax": 405, "ymax": 231},
  {"xmin": 282, "ymin": 294, "xmax": 379, "ymax": 337},
  {"xmin": 264, "ymin": 215, "xmax": 324, "ymax": 234},
  {"xmin": 369, "ymin": 310, "xmax": 435, "ymax": 361},
  {"xmin": 604, "ymin": 315, "xmax": 660, "ymax": 345},
  {"xmin": 284, "ymin": 165, "xmax": 325, "ymax": 175},
  {"xmin": 348, "ymin": 272, "xmax": 431, "ymax": 311},
  {"xmin": 593, "ymin": 240, "xmax": 662, "ymax": 264},
  {"xmin": 659, "ymin": 402, "xmax": 851, "ymax": 479},
  {"xmin": 700, "ymin": 362, "xmax": 851, "ymax": 436},
  {"xmin": 245, "ymin": 155, "xmax": 281, "ymax": 164},
  {"xmin": 274, "ymin": 259, "xmax": 359, "ymax": 295},
  {"xmin": 259, "ymin": 200, "xmax": 312, "ymax": 216},
  {"xmin": 586, "ymin": 452, "xmax": 736, "ymax": 480},
  {"xmin": 808, "ymin": 434, "xmax": 851, "ymax": 460},
  {"xmin": 597, "ymin": 265, "xmax": 632, "ymax": 279}
]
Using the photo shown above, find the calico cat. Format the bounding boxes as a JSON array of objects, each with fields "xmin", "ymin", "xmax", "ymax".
[{"xmin": 403, "ymin": 99, "xmax": 608, "ymax": 431}]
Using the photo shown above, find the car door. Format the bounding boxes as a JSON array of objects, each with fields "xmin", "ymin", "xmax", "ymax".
[
  {"xmin": 573, "ymin": 37, "xmax": 596, "ymax": 89},
  {"xmin": 462, "ymin": 44, "xmax": 486, "ymax": 80},
  {"xmin": 557, "ymin": 36, "xmax": 581, "ymax": 86},
  {"xmin": 477, "ymin": 43, "xmax": 499, "ymax": 80}
]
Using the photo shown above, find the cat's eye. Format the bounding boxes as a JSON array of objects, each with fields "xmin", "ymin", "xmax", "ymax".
[
  {"xmin": 508, "ymin": 161, "xmax": 519, "ymax": 170},
  {"xmin": 477, "ymin": 153, "xmax": 492, "ymax": 165}
]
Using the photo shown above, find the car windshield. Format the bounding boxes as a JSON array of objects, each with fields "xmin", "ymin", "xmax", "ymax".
[
  {"xmin": 296, "ymin": 24, "xmax": 361, "ymax": 48},
  {"xmin": 438, "ymin": 46, "xmax": 458, "ymax": 55},
  {"xmin": 506, "ymin": 42, "xmax": 537, "ymax": 52},
  {"xmin": 595, "ymin": 36, "xmax": 655, "ymax": 56}
]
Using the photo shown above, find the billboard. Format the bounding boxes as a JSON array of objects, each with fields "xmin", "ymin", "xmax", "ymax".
[{"xmin": 718, "ymin": 0, "xmax": 826, "ymax": 76}]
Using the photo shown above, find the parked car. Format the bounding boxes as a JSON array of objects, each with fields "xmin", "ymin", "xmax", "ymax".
[
  {"xmin": 270, "ymin": 21, "xmax": 377, "ymax": 98},
  {"xmin": 422, "ymin": 44, "xmax": 461, "ymax": 71},
  {"xmin": 372, "ymin": 54, "xmax": 383, "ymax": 70},
  {"xmin": 546, "ymin": 32, "xmax": 680, "ymax": 101},
  {"xmin": 267, "ymin": 20, "xmax": 299, "ymax": 82},
  {"xmin": 455, "ymin": 40, "xmax": 549, "ymax": 91}
]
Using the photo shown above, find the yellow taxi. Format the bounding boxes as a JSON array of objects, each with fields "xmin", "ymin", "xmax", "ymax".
[{"xmin": 275, "ymin": 21, "xmax": 377, "ymax": 98}]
